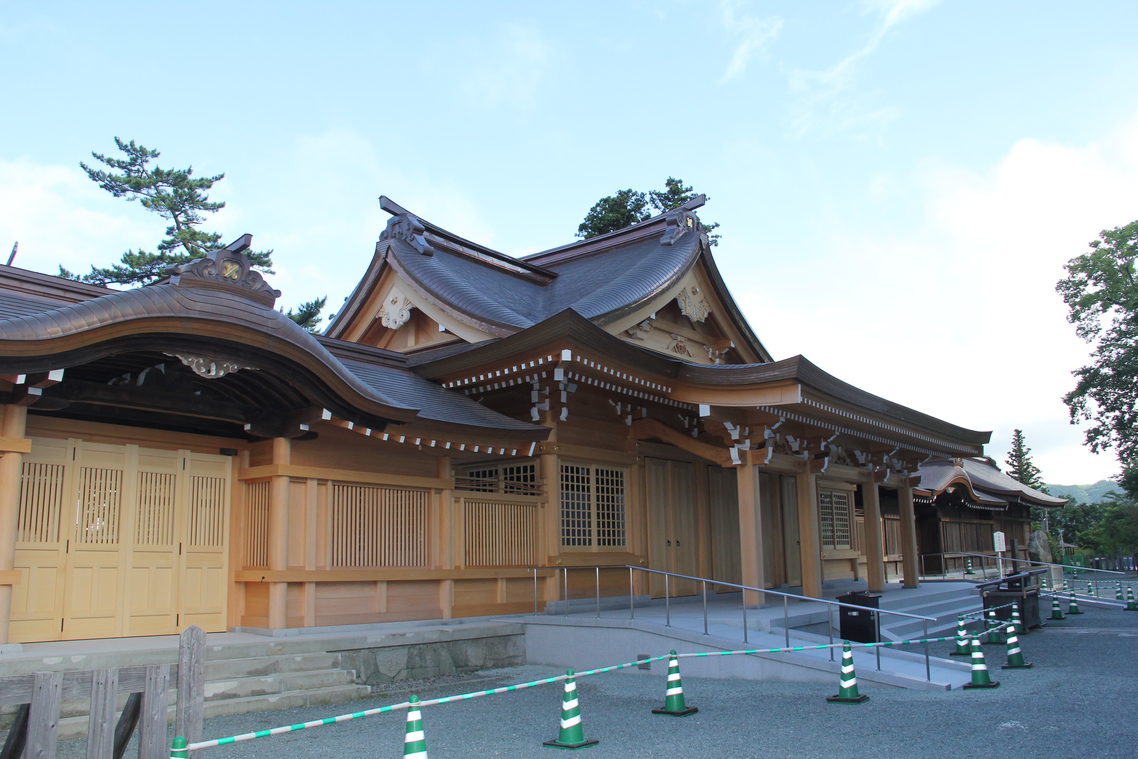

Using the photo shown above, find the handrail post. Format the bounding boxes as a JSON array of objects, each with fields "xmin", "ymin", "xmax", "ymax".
[
  {"xmin": 533, "ymin": 568, "xmax": 538, "ymax": 614},
  {"xmin": 563, "ymin": 567, "xmax": 569, "ymax": 617},
  {"xmin": 742, "ymin": 595, "xmax": 748, "ymax": 644},
  {"xmin": 783, "ymin": 596, "xmax": 789, "ymax": 648},
  {"xmin": 629, "ymin": 566, "xmax": 635, "ymax": 620},
  {"xmin": 665, "ymin": 574, "xmax": 671, "ymax": 628},
  {"xmin": 828, "ymin": 604, "xmax": 834, "ymax": 662},
  {"xmin": 595, "ymin": 567, "xmax": 601, "ymax": 619},
  {"xmin": 923, "ymin": 620, "xmax": 930, "ymax": 681},
  {"xmin": 702, "ymin": 581, "xmax": 708, "ymax": 636},
  {"xmin": 875, "ymin": 609, "xmax": 881, "ymax": 671}
]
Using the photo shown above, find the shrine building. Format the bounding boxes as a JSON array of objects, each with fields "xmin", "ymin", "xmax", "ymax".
[{"xmin": 0, "ymin": 195, "xmax": 1063, "ymax": 644}]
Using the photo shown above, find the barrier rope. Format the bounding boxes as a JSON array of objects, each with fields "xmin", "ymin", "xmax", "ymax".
[{"xmin": 184, "ymin": 635, "xmax": 958, "ymax": 751}]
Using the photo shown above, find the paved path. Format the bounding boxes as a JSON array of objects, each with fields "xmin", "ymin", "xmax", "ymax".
[{"xmin": 43, "ymin": 605, "xmax": 1138, "ymax": 758}]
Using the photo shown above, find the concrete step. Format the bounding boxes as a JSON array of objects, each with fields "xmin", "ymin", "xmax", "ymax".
[
  {"xmin": 53, "ymin": 683, "xmax": 372, "ymax": 741},
  {"xmin": 204, "ymin": 668, "xmax": 358, "ymax": 701},
  {"xmin": 204, "ymin": 652, "xmax": 342, "ymax": 680}
]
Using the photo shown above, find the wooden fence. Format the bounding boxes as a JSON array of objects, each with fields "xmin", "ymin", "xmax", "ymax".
[{"xmin": 0, "ymin": 626, "xmax": 205, "ymax": 759}]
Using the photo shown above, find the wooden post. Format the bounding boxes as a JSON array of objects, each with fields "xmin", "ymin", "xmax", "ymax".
[
  {"xmin": 898, "ymin": 484, "xmax": 920, "ymax": 589},
  {"xmin": 26, "ymin": 671, "xmax": 62, "ymax": 759},
  {"xmin": 861, "ymin": 483, "xmax": 887, "ymax": 592},
  {"xmin": 139, "ymin": 664, "xmax": 170, "ymax": 759},
  {"xmin": 0, "ymin": 405, "xmax": 27, "ymax": 645},
  {"xmin": 176, "ymin": 625, "xmax": 206, "ymax": 756},
  {"xmin": 735, "ymin": 452, "xmax": 765, "ymax": 606},
  {"xmin": 795, "ymin": 472, "xmax": 823, "ymax": 598},
  {"xmin": 0, "ymin": 704, "xmax": 29, "ymax": 759},
  {"xmin": 268, "ymin": 437, "xmax": 291, "ymax": 629},
  {"xmin": 87, "ymin": 669, "xmax": 119, "ymax": 759}
]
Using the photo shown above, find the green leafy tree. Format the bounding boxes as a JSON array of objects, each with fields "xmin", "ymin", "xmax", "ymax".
[
  {"xmin": 61, "ymin": 138, "xmax": 325, "ymax": 332},
  {"xmin": 1057, "ymin": 220, "xmax": 1138, "ymax": 485},
  {"xmin": 576, "ymin": 177, "xmax": 720, "ymax": 244},
  {"xmin": 1080, "ymin": 495, "xmax": 1138, "ymax": 554}
]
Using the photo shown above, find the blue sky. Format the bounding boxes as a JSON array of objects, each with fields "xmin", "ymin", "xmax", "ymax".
[{"xmin": 4, "ymin": 0, "xmax": 1138, "ymax": 483}]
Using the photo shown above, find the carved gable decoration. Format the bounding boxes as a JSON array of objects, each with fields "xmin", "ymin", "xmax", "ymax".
[
  {"xmin": 166, "ymin": 352, "xmax": 255, "ymax": 379},
  {"xmin": 166, "ymin": 234, "xmax": 281, "ymax": 307},
  {"xmin": 376, "ymin": 282, "xmax": 417, "ymax": 331},
  {"xmin": 380, "ymin": 213, "xmax": 436, "ymax": 256},
  {"xmin": 676, "ymin": 286, "xmax": 711, "ymax": 323}
]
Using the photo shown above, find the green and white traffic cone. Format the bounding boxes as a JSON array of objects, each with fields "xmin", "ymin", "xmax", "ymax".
[
  {"xmin": 544, "ymin": 670, "xmax": 599, "ymax": 750},
  {"xmin": 1049, "ymin": 596, "xmax": 1066, "ymax": 620},
  {"xmin": 403, "ymin": 695, "xmax": 427, "ymax": 759},
  {"xmin": 965, "ymin": 558, "xmax": 974, "ymax": 575},
  {"xmin": 950, "ymin": 615, "xmax": 971, "ymax": 656},
  {"xmin": 827, "ymin": 642, "xmax": 869, "ymax": 704},
  {"xmin": 1010, "ymin": 601, "xmax": 1024, "ymax": 636},
  {"xmin": 655, "ymin": 655, "xmax": 696, "ymax": 719},
  {"xmin": 652, "ymin": 651, "xmax": 698, "ymax": 716},
  {"xmin": 963, "ymin": 638, "xmax": 1000, "ymax": 689},
  {"xmin": 1126, "ymin": 587, "xmax": 1138, "ymax": 611},
  {"xmin": 1116, "ymin": 582, "xmax": 1124, "ymax": 602},
  {"xmin": 1001, "ymin": 625, "xmax": 1032, "ymax": 669},
  {"xmin": 1041, "ymin": 576, "xmax": 1049, "ymax": 592},
  {"xmin": 1087, "ymin": 581, "xmax": 1095, "ymax": 598},
  {"xmin": 170, "ymin": 737, "xmax": 188, "ymax": 759},
  {"xmin": 1068, "ymin": 591, "xmax": 1083, "ymax": 615},
  {"xmin": 984, "ymin": 608, "xmax": 1005, "ymax": 645}
]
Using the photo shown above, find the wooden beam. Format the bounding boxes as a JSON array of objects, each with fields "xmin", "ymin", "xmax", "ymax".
[
  {"xmin": 234, "ymin": 568, "xmax": 553, "ymax": 583},
  {"xmin": 898, "ymin": 484, "xmax": 920, "ymax": 589},
  {"xmin": 796, "ymin": 472, "xmax": 823, "ymax": 598},
  {"xmin": 861, "ymin": 483, "xmax": 886, "ymax": 592},
  {"xmin": 0, "ymin": 405, "xmax": 26, "ymax": 645},
  {"xmin": 237, "ymin": 464, "xmax": 452, "ymax": 491},
  {"xmin": 629, "ymin": 417, "xmax": 732, "ymax": 467},
  {"xmin": 735, "ymin": 452, "xmax": 764, "ymax": 605},
  {"xmin": 0, "ymin": 570, "xmax": 19, "ymax": 585},
  {"xmin": 0, "ymin": 437, "xmax": 31, "ymax": 454}
]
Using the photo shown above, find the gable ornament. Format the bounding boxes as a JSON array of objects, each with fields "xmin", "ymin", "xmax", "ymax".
[
  {"xmin": 676, "ymin": 286, "xmax": 711, "ymax": 323},
  {"xmin": 166, "ymin": 352, "xmax": 255, "ymax": 379},
  {"xmin": 379, "ymin": 295, "xmax": 415, "ymax": 330}
]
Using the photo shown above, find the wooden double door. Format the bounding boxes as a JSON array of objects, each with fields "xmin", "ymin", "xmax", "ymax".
[
  {"xmin": 10, "ymin": 437, "xmax": 231, "ymax": 642},
  {"xmin": 645, "ymin": 458, "xmax": 701, "ymax": 596}
]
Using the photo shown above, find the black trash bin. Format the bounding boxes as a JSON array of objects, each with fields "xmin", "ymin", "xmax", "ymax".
[{"xmin": 836, "ymin": 591, "xmax": 880, "ymax": 643}]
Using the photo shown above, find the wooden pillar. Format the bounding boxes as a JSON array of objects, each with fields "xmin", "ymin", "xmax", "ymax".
[
  {"xmin": 735, "ymin": 452, "xmax": 765, "ymax": 606},
  {"xmin": 861, "ymin": 483, "xmax": 886, "ymax": 592},
  {"xmin": 898, "ymin": 484, "xmax": 920, "ymax": 589},
  {"xmin": 795, "ymin": 471, "xmax": 823, "ymax": 598},
  {"xmin": 267, "ymin": 438, "xmax": 291, "ymax": 629},
  {"xmin": 0, "ymin": 405, "xmax": 27, "ymax": 645},
  {"xmin": 540, "ymin": 451, "xmax": 560, "ymax": 604},
  {"xmin": 437, "ymin": 456, "xmax": 454, "ymax": 620}
]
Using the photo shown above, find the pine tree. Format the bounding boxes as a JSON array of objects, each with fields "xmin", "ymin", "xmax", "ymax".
[
  {"xmin": 1005, "ymin": 429, "xmax": 1046, "ymax": 491},
  {"xmin": 61, "ymin": 138, "xmax": 326, "ymax": 332},
  {"xmin": 576, "ymin": 177, "xmax": 720, "ymax": 244}
]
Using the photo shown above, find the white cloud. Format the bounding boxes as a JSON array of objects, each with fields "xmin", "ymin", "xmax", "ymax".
[
  {"xmin": 460, "ymin": 22, "xmax": 552, "ymax": 109},
  {"xmin": 785, "ymin": 0, "xmax": 938, "ymax": 138},
  {"xmin": 736, "ymin": 115, "xmax": 1138, "ymax": 484},
  {"xmin": 0, "ymin": 158, "xmax": 153, "ymax": 279},
  {"xmin": 719, "ymin": 0, "xmax": 783, "ymax": 84}
]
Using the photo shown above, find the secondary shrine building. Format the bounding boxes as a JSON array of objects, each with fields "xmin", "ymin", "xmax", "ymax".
[{"xmin": 0, "ymin": 195, "xmax": 1063, "ymax": 644}]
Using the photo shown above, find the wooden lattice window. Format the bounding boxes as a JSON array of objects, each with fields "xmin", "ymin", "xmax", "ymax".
[
  {"xmin": 463, "ymin": 499, "xmax": 539, "ymax": 566},
  {"xmin": 75, "ymin": 467, "xmax": 122, "ymax": 544},
  {"xmin": 560, "ymin": 463, "xmax": 626, "ymax": 549},
  {"xmin": 331, "ymin": 484, "xmax": 429, "ymax": 568},
  {"xmin": 17, "ymin": 462, "xmax": 65, "ymax": 544},
  {"xmin": 456, "ymin": 461, "xmax": 540, "ymax": 495},
  {"xmin": 244, "ymin": 481, "xmax": 270, "ymax": 568},
  {"xmin": 819, "ymin": 489, "xmax": 851, "ymax": 549},
  {"xmin": 188, "ymin": 476, "xmax": 227, "ymax": 547},
  {"xmin": 136, "ymin": 472, "xmax": 177, "ymax": 546}
]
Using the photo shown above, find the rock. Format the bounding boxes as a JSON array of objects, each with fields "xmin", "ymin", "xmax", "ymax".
[{"xmin": 1028, "ymin": 530, "xmax": 1053, "ymax": 565}]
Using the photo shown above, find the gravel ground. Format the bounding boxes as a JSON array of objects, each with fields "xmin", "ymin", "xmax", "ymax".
[{"xmin": 40, "ymin": 605, "xmax": 1138, "ymax": 759}]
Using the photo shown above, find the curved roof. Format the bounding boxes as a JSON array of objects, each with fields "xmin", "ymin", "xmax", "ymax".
[
  {"xmin": 0, "ymin": 243, "xmax": 548, "ymax": 440},
  {"xmin": 915, "ymin": 457, "xmax": 1067, "ymax": 509},
  {"xmin": 329, "ymin": 198, "xmax": 773, "ymax": 361}
]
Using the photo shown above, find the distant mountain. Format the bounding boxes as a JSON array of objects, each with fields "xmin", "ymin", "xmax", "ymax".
[{"xmin": 1045, "ymin": 480, "xmax": 1122, "ymax": 504}]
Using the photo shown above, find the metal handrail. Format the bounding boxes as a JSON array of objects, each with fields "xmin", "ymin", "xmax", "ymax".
[
  {"xmin": 919, "ymin": 551, "xmax": 1127, "ymax": 579},
  {"xmin": 527, "ymin": 564, "xmax": 938, "ymax": 681}
]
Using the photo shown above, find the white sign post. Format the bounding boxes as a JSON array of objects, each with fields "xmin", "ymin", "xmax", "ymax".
[{"xmin": 993, "ymin": 531, "xmax": 1007, "ymax": 575}]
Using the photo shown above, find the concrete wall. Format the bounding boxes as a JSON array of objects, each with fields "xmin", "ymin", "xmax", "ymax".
[{"xmin": 335, "ymin": 626, "xmax": 526, "ymax": 685}]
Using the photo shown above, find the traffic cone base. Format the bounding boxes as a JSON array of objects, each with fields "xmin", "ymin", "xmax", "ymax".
[
  {"xmin": 1001, "ymin": 661, "xmax": 1033, "ymax": 669},
  {"xmin": 544, "ymin": 739, "xmax": 600, "ymax": 750},
  {"xmin": 652, "ymin": 705, "xmax": 699, "ymax": 716},
  {"xmin": 826, "ymin": 693, "xmax": 870, "ymax": 704},
  {"xmin": 964, "ymin": 680, "xmax": 1001, "ymax": 689}
]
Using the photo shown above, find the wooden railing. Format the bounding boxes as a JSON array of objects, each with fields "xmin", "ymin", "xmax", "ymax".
[{"xmin": 462, "ymin": 495, "xmax": 542, "ymax": 567}]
